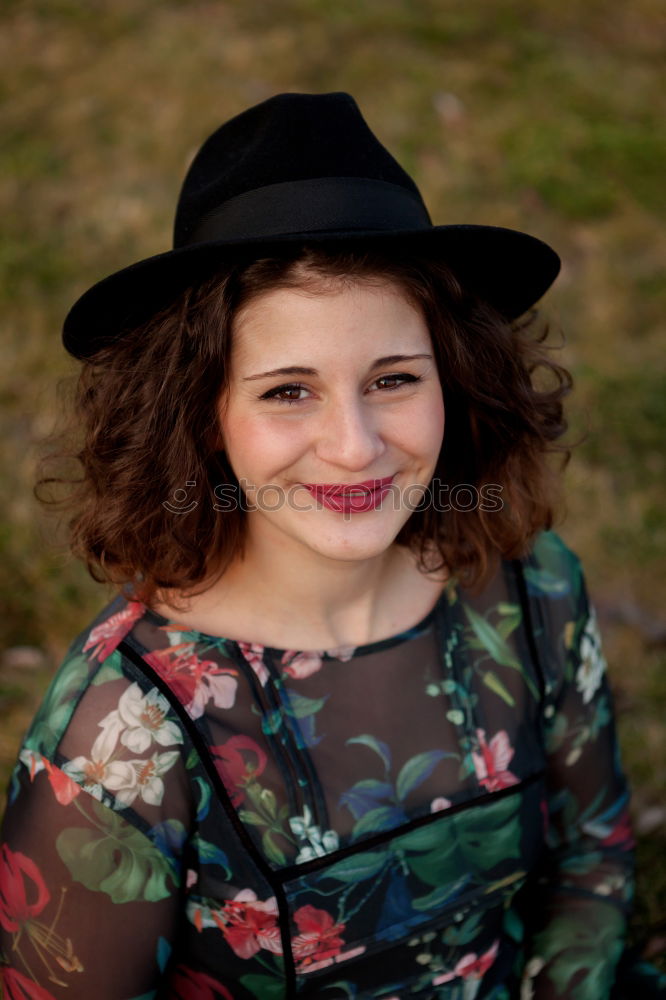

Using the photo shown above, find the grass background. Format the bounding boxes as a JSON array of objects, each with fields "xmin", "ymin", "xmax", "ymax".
[{"xmin": 1, "ymin": 0, "xmax": 665, "ymax": 970}]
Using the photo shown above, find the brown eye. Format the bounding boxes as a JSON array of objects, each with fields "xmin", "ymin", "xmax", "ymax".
[
  {"xmin": 374, "ymin": 373, "xmax": 422, "ymax": 391},
  {"xmin": 259, "ymin": 383, "xmax": 309, "ymax": 404}
]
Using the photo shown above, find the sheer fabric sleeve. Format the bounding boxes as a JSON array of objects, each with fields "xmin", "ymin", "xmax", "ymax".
[
  {"xmin": 520, "ymin": 541, "xmax": 635, "ymax": 999},
  {"xmin": 0, "ymin": 645, "xmax": 193, "ymax": 1000}
]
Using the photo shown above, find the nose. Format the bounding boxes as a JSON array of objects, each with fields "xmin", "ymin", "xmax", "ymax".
[{"xmin": 314, "ymin": 396, "xmax": 386, "ymax": 472}]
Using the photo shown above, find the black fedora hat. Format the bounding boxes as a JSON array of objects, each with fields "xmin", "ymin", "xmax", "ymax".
[{"xmin": 62, "ymin": 91, "xmax": 560, "ymax": 360}]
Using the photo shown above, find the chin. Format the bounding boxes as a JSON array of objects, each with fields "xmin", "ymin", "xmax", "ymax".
[{"xmin": 303, "ymin": 523, "xmax": 405, "ymax": 563}]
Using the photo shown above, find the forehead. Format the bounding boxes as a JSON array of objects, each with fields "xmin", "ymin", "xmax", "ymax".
[{"xmin": 230, "ymin": 278, "xmax": 431, "ymax": 370}]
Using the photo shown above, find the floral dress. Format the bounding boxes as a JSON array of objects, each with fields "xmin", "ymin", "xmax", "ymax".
[{"xmin": 0, "ymin": 532, "xmax": 641, "ymax": 999}]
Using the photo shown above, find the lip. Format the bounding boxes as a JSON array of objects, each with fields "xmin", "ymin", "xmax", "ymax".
[{"xmin": 302, "ymin": 476, "xmax": 395, "ymax": 513}]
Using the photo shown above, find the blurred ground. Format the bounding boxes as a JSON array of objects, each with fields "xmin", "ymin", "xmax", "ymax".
[{"xmin": 1, "ymin": 0, "xmax": 664, "ymax": 969}]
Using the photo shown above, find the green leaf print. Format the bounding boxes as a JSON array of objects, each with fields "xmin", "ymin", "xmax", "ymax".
[
  {"xmin": 406, "ymin": 837, "xmax": 458, "ymax": 887},
  {"xmin": 24, "ymin": 653, "xmax": 91, "ymax": 756},
  {"xmin": 481, "ymin": 670, "xmax": 516, "ymax": 707},
  {"xmin": 347, "ymin": 734, "xmax": 392, "ymax": 773},
  {"xmin": 352, "ymin": 806, "xmax": 404, "ymax": 838},
  {"xmin": 463, "ymin": 605, "xmax": 522, "ymax": 671},
  {"xmin": 259, "ymin": 787, "xmax": 277, "ymax": 819},
  {"xmin": 494, "ymin": 603, "xmax": 522, "ymax": 641},
  {"xmin": 531, "ymin": 907, "xmax": 624, "ymax": 1000},
  {"xmin": 454, "ymin": 794, "xmax": 522, "ymax": 870},
  {"xmin": 283, "ymin": 691, "xmax": 328, "ymax": 718},
  {"xmin": 324, "ymin": 850, "xmax": 388, "ymax": 883},
  {"xmin": 238, "ymin": 809, "xmax": 265, "ymax": 826},
  {"xmin": 396, "ymin": 750, "xmax": 450, "ymax": 802},
  {"xmin": 56, "ymin": 801, "xmax": 177, "ymax": 902},
  {"xmin": 262, "ymin": 831, "xmax": 286, "ymax": 865},
  {"xmin": 411, "ymin": 874, "xmax": 470, "ymax": 910},
  {"xmin": 463, "ymin": 604, "xmax": 539, "ymax": 700},
  {"xmin": 91, "ymin": 649, "xmax": 125, "ymax": 685},
  {"xmin": 193, "ymin": 835, "xmax": 232, "ymax": 877},
  {"xmin": 240, "ymin": 974, "xmax": 287, "ymax": 999},
  {"xmin": 442, "ymin": 907, "xmax": 485, "ymax": 945},
  {"xmin": 523, "ymin": 566, "xmax": 571, "ymax": 597},
  {"xmin": 545, "ymin": 712, "xmax": 568, "ymax": 752},
  {"xmin": 194, "ymin": 776, "xmax": 211, "ymax": 822},
  {"xmin": 398, "ymin": 822, "xmax": 448, "ymax": 852}
]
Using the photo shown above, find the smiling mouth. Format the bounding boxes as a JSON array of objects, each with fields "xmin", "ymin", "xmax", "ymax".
[
  {"xmin": 299, "ymin": 478, "xmax": 395, "ymax": 513},
  {"xmin": 302, "ymin": 477, "xmax": 394, "ymax": 497}
]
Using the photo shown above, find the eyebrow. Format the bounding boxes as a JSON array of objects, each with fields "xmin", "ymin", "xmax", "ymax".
[{"xmin": 242, "ymin": 354, "xmax": 433, "ymax": 381}]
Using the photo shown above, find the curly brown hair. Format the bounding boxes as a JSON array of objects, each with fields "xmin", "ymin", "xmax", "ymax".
[{"xmin": 39, "ymin": 240, "xmax": 572, "ymax": 602}]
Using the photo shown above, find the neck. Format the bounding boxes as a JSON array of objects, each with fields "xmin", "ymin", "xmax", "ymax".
[{"xmin": 207, "ymin": 530, "xmax": 408, "ymax": 649}]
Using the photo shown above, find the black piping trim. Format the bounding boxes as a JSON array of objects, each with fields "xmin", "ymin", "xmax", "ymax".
[
  {"xmin": 274, "ymin": 769, "xmax": 545, "ymax": 883},
  {"xmin": 265, "ymin": 649, "xmax": 330, "ymax": 835},
  {"xmin": 226, "ymin": 641, "xmax": 301, "ymax": 821},
  {"xmin": 512, "ymin": 557, "xmax": 547, "ymax": 708},
  {"xmin": 432, "ymin": 583, "xmax": 483, "ymax": 793},
  {"xmin": 118, "ymin": 637, "xmax": 299, "ymax": 995}
]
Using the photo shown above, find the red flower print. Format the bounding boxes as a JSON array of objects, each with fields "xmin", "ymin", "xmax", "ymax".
[
  {"xmin": 433, "ymin": 939, "xmax": 499, "ymax": 985},
  {"xmin": 170, "ymin": 965, "xmax": 235, "ymax": 1000},
  {"xmin": 19, "ymin": 751, "xmax": 80, "ymax": 807},
  {"xmin": 210, "ymin": 736, "xmax": 268, "ymax": 807},
  {"xmin": 600, "ymin": 808, "xmax": 636, "ymax": 850},
  {"xmin": 145, "ymin": 643, "xmax": 238, "ymax": 719},
  {"xmin": 237, "ymin": 642, "xmax": 269, "ymax": 686},
  {"xmin": 0, "ymin": 967, "xmax": 57, "ymax": 1000},
  {"xmin": 0, "ymin": 846, "xmax": 50, "ymax": 933},
  {"xmin": 281, "ymin": 650, "xmax": 325, "ymax": 680},
  {"xmin": 471, "ymin": 729, "xmax": 519, "ymax": 792},
  {"xmin": 456, "ymin": 939, "xmax": 500, "ymax": 978},
  {"xmin": 0, "ymin": 848, "xmax": 83, "ymax": 986},
  {"xmin": 292, "ymin": 905, "xmax": 346, "ymax": 968},
  {"xmin": 83, "ymin": 601, "xmax": 145, "ymax": 660},
  {"xmin": 214, "ymin": 891, "xmax": 282, "ymax": 959},
  {"xmin": 44, "ymin": 760, "xmax": 81, "ymax": 806}
]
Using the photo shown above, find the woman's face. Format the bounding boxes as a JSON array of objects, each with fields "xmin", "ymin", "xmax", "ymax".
[{"xmin": 217, "ymin": 277, "xmax": 445, "ymax": 566}]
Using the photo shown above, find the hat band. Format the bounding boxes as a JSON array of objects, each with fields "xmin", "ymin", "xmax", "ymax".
[{"xmin": 181, "ymin": 176, "xmax": 432, "ymax": 247}]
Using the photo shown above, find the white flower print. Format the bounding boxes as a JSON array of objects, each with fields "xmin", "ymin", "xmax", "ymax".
[
  {"xmin": 62, "ymin": 723, "xmax": 136, "ymax": 805},
  {"xmin": 289, "ymin": 805, "xmax": 340, "ymax": 863},
  {"xmin": 521, "ymin": 956, "xmax": 546, "ymax": 999},
  {"xmin": 61, "ymin": 686, "xmax": 181, "ymax": 807},
  {"xmin": 575, "ymin": 608, "xmax": 607, "ymax": 704},
  {"xmin": 430, "ymin": 796, "xmax": 452, "ymax": 813},
  {"xmin": 99, "ymin": 682, "xmax": 183, "ymax": 754},
  {"xmin": 110, "ymin": 750, "xmax": 181, "ymax": 807},
  {"xmin": 189, "ymin": 667, "xmax": 238, "ymax": 719}
]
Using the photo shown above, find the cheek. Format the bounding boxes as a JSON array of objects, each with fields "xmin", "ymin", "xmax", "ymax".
[
  {"xmin": 222, "ymin": 413, "xmax": 308, "ymax": 473},
  {"xmin": 410, "ymin": 387, "xmax": 445, "ymax": 456}
]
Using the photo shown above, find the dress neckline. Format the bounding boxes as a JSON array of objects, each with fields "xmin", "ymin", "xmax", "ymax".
[{"xmin": 142, "ymin": 583, "xmax": 451, "ymax": 661}]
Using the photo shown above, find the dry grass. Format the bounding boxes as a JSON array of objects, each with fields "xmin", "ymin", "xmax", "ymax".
[{"xmin": 1, "ymin": 0, "xmax": 664, "ymax": 966}]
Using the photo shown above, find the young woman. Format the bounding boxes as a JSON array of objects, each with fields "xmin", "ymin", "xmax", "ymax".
[{"xmin": 0, "ymin": 92, "xmax": 655, "ymax": 1000}]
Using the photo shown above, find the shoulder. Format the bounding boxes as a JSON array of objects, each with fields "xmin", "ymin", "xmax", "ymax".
[
  {"xmin": 7, "ymin": 597, "xmax": 196, "ymax": 887},
  {"xmin": 520, "ymin": 531, "xmax": 599, "ymax": 696},
  {"xmin": 524, "ymin": 530, "xmax": 587, "ymax": 611},
  {"xmin": 20, "ymin": 596, "xmax": 190, "ymax": 774}
]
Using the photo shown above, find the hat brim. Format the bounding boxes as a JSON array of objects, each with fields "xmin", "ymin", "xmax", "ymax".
[{"xmin": 62, "ymin": 225, "xmax": 560, "ymax": 360}]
